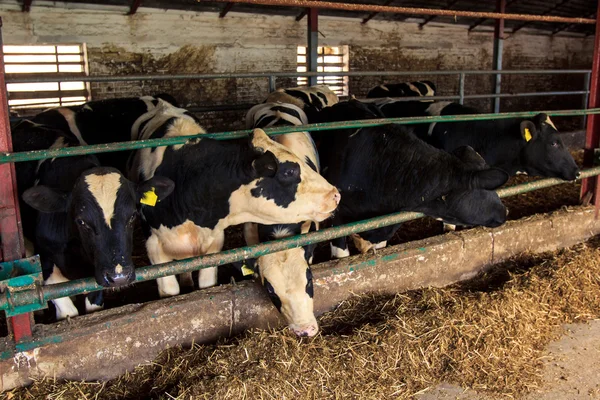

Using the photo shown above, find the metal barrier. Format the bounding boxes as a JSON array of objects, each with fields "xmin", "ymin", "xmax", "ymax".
[
  {"xmin": 6, "ymin": 69, "xmax": 592, "ymax": 110},
  {"xmin": 0, "ymin": 108, "xmax": 598, "ymax": 318}
]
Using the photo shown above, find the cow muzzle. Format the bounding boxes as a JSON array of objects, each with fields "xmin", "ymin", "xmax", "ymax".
[
  {"xmin": 101, "ymin": 266, "xmax": 135, "ymax": 287},
  {"xmin": 314, "ymin": 188, "xmax": 341, "ymax": 221},
  {"xmin": 290, "ymin": 322, "xmax": 319, "ymax": 337}
]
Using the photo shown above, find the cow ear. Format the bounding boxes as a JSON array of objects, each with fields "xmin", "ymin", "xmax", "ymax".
[
  {"xmin": 520, "ymin": 120, "xmax": 538, "ymax": 143},
  {"xmin": 453, "ymin": 146, "xmax": 487, "ymax": 170},
  {"xmin": 252, "ymin": 150, "xmax": 278, "ymax": 178},
  {"xmin": 137, "ymin": 176, "xmax": 175, "ymax": 206},
  {"xmin": 471, "ymin": 168, "xmax": 509, "ymax": 190},
  {"xmin": 23, "ymin": 186, "xmax": 68, "ymax": 213}
]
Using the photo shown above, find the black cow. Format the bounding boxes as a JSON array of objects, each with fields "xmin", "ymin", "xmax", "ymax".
[
  {"xmin": 12, "ymin": 120, "xmax": 174, "ymax": 320},
  {"xmin": 309, "ymin": 100, "xmax": 509, "ymax": 258},
  {"xmin": 378, "ymin": 100, "xmax": 580, "ymax": 181},
  {"xmin": 126, "ymin": 100, "xmax": 340, "ymax": 298},
  {"xmin": 367, "ymin": 80, "xmax": 436, "ymax": 99},
  {"xmin": 242, "ymin": 102, "xmax": 321, "ymax": 337}
]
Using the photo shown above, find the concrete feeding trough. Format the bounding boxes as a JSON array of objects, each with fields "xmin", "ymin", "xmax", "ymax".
[{"xmin": 0, "ymin": 206, "xmax": 599, "ymax": 391}]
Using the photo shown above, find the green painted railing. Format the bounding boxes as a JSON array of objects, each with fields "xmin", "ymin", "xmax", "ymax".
[
  {"xmin": 3, "ymin": 108, "xmax": 599, "ymax": 164},
  {"xmin": 1, "ymin": 108, "xmax": 598, "ymax": 316},
  {"xmin": 1, "ymin": 166, "xmax": 598, "ymax": 314}
]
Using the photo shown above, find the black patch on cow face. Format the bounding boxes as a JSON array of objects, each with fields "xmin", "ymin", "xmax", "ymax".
[
  {"xmin": 263, "ymin": 277, "xmax": 282, "ymax": 311},
  {"xmin": 305, "ymin": 267, "xmax": 314, "ymax": 298},
  {"xmin": 520, "ymin": 115, "xmax": 580, "ymax": 181},
  {"xmin": 251, "ymin": 161, "xmax": 301, "ymax": 207}
]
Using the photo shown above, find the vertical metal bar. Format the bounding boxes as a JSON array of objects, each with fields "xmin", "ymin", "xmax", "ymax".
[
  {"xmin": 0, "ymin": 18, "xmax": 31, "ymax": 342},
  {"xmin": 268, "ymin": 75, "xmax": 276, "ymax": 92},
  {"xmin": 307, "ymin": 8, "xmax": 318, "ymax": 87},
  {"xmin": 583, "ymin": 71, "xmax": 591, "ymax": 129},
  {"xmin": 492, "ymin": 0, "xmax": 505, "ymax": 113},
  {"xmin": 581, "ymin": 0, "xmax": 600, "ymax": 209},
  {"xmin": 458, "ymin": 73, "xmax": 465, "ymax": 105}
]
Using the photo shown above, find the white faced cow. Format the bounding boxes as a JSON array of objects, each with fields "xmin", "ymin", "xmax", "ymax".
[
  {"xmin": 11, "ymin": 119, "xmax": 173, "ymax": 320},
  {"xmin": 127, "ymin": 100, "xmax": 340, "ymax": 298},
  {"xmin": 242, "ymin": 102, "xmax": 321, "ymax": 337}
]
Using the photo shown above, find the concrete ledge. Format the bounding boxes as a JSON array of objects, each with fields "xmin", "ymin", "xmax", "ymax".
[{"xmin": 1, "ymin": 206, "xmax": 599, "ymax": 391}]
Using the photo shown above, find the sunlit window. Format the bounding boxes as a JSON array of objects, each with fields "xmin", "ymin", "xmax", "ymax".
[
  {"xmin": 4, "ymin": 44, "xmax": 89, "ymax": 110},
  {"xmin": 297, "ymin": 46, "xmax": 349, "ymax": 96}
]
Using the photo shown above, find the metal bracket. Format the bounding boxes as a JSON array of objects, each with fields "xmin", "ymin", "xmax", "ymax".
[{"xmin": 0, "ymin": 255, "xmax": 46, "ymax": 317}]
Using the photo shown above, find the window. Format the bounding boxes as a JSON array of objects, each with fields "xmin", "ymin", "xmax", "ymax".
[
  {"xmin": 297, "ymin": 45, "xmax": 349, "ymax": 96},
  {"xmin": 4, "ymin": 44, "xmax": 90, "ymax": 110}
]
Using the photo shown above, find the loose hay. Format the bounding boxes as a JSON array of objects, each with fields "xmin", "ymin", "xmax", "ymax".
[{"xmin": 8, "ymin": 236, "xmax": 600, "ymax": 400}]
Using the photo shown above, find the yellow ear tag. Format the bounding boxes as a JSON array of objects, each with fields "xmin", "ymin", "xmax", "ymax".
[
  {"xmin": 241, "ymin": 263, "xmax": 254, "ymax": 276},
  {"xmin": 524, "ymin": 128, "xmax": 532, "ymax": 142},
  {"xmin": 140, "ymin": 187, "xmax": 158, "ymax": 207}
]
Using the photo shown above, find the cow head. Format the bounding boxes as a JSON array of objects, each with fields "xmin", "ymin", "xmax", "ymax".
[
  {"xmin": 23, "ymin": 166, "xmax": 174, "ymax": 287},
  {"xmin": 229, "ymin": 129, "xmax": 340, "ymax": 225},
  {"xmin": 418, "ymin": 146, "xmax": 509, "ymax": 228},
  {"xmin": 519, "ymin": 113, "xmax": 580, "ymax": 181},
  {"xmin": 237, "ymin": 222, "xmax": 318, "ymax": 337}
]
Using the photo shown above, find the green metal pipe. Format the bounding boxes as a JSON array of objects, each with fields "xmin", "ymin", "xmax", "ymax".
[
  {"xmin": 2, "ymin": 108, "xmax": 599, "ymax": 164},
  {"xmin": 1, "ymin": 166, "xmax": 600, "ymax": 313}
]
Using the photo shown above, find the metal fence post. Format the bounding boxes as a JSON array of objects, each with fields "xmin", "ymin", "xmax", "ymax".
[
  {"xmin": 581, "ymin": 0, "xmax": 600, "ymax": 212},
  {"xmin": 307, "ymin": 8, "xmax": 318, "ymax": 87},
  {"xmin": 492, "ymin": 0, "xmax": 505, "ymax": 113},
  {"xmin": 583, "ymin": 71, "xmax": 591, "ymax": 129},
  {"xmin": 458, "ymin": 73, "xmax": 465, "ymax": 105},
  {"xmin": 0, "ymin": 18, "xmax": 32, "ymax": 342},
  {"xmin": 268, "ymin": 75, "xmax": 276, "ymax": 92}
]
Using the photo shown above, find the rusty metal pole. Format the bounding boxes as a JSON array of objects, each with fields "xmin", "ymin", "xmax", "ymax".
[
  {"xmin": 0, "ymin": 18, "xmax": 31, "ymax": 342},
  {"xmin": 307, "ymin": 8, "xmax": 318, "ymax": 86},
  {"xmin": 581, "ymin": 0, "xmax": 600, "ymax": 211},
  {"xmin": 492, "ymin": 0, "xmax": 505, "ymax": 113}
]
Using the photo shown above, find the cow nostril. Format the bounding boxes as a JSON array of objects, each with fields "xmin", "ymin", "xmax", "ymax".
[{"xmin": 333, "ymin": 190, "xmax": 341, "ymax": 205}]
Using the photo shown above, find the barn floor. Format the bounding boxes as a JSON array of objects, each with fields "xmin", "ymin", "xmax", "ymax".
[{"xmin": 7, "ymin": 233, "xmax": 600, "ymax": 399}]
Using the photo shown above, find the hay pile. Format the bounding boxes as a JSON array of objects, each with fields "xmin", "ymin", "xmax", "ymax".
[{"xmin": 9, "ymin": 239, "xmax": 600, "ymax": 400}]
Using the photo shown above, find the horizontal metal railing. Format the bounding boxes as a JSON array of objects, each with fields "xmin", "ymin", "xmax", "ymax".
[
  {"xmin": 2, "ymin": 108, "xmax": 598, "ymax": 164},
  {"xmin": 1, "ymin": 166, "xmax": 599, "ymax": 312},
  {"xmin": 0, "ymin": 108, "xmax": 598, "ymax": 315}
]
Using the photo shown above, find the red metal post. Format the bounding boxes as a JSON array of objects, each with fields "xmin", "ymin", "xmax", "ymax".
[
  {"xmin": 581, "ymin": 0, "xmax": 600, "ymax": 212},
  {"xmin": 0, "ymin": 18, "xmax": 31, "ymax": 342}
]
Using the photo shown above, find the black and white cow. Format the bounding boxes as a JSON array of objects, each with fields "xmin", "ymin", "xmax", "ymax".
[
  {"xmin": 30, "ymin": 95, "xmax": 178, "ymax": 172},
  {"xmin": 377, "ymin": 100, "xmax": 580, "ymax": 181},
  {"xmin": 309, "ymin": 100, "xmax": 509, "ymax": 258},
  {"xmin": 265, "ymin": 85, "xmax": 339, "ymax": 113},
  {"xmin": 11, "ymin": 120, "xmax": 174, "ymax": 319},
  {"xmin": 126, "ymin": 100, "xmax": 340, "ymax": 298},
  {"xmin": 242, "ymin": 102, "xmax": 321, "ymax": 337},
  {"xmin": 366, "ymin": 80, "xmax": 436, "ymax": 99}
]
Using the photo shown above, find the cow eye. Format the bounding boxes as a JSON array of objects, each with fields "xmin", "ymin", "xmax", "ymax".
[
  {"xmin": 551, "ymin": 141, "xmax": 559, "ymax": 147},
  {"xmin": 281, "ymin": 165, "xmax": 300, "ymax": 180},
  {"xmin": 128, "ymin": 213, "xmax": 137, "ymax": 225},
  {"xmin": 76, "ymin": 218, "xmax": 87, "ymax": 227}
]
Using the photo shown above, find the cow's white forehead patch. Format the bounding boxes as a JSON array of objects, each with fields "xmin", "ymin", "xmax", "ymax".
[
  {"xmin": 85, "ymin": 173, "xmax": 122, "ymax": 229},
  {"xmin": 545, "ymin": 116, "xmax": 558, "ymax": 131}
]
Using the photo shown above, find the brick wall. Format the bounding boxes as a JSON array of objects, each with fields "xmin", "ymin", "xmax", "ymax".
[{"xmin": 0, "ymin": 4, "xmax": 594, "ymax": 131}]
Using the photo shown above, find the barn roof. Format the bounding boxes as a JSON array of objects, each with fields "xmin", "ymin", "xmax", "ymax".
[{"xmin": 25, "ymin": 0, "xmax": 598, "ymax": 36}]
